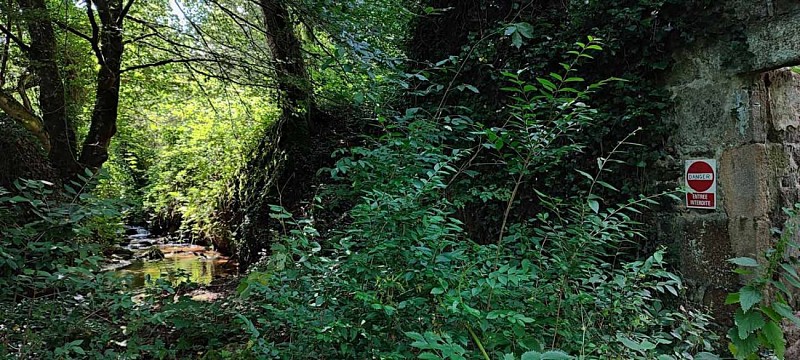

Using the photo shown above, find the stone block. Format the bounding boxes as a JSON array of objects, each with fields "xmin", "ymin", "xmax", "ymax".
[
  {"xmin": 765, "ymin": 69, "xmax": 800, "ymax": 135},
  {"xmin": 727, "ymin": 217, "xmax": 773, "ymax": 260},
  {"xmin": 676, "ymin": 215, "xmax": 738, "ymax": 289},
  {"xmin": 720, "ymin": 144, "xmax": 770, "ymax": 218}
]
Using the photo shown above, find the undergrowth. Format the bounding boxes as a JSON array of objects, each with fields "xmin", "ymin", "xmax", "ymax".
[
  {"xmin": 0, "ymin": 39, "xmax": 732, "ymax": 359},
  {"xmin": 230, "ymin": 39, "xmax": 720, "ymax": 359}
]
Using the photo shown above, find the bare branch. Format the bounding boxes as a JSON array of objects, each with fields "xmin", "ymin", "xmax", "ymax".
[
  {"xmin": 53, "ymin": 20, "xmax": 93, "ymax": 43},
  {"xmin": 85, "ymin": 0, "xmax": 104, "ymax": 63},
  {"xmin": 0, "ymin": 24, "xmax": 29, "ymax": 52},
  {"xmin": 119, "ymin": 0, "xmax": 135, "ymax": 24},
  {"xmin": 0, "ymin": 1, "xmax": 11, "ymax": 88},
  {"xmin": 16, "ymin": 72, "xmax": 33, "ymax": 111},
  {"xmin": 0, "ymin": 89, "xmax": 50, "ymax": 151},
  {"xmin": 121, "ymin": 57, "xmax": 217, "ymax": 73},
  {"xmin": 123, "ymin": 32, "xmax": 156, "ymax": 45}
]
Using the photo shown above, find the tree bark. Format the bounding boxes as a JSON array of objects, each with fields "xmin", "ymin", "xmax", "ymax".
[
  {"xmin": 225, "ymin": 0, "xmax": 325, "ymax": 270},
  {"xmin": 78, "ymin": 0, "xmax": 125, "ymax": 170},
  {"xmin": 18, "ymin": 0, "xmax": 79, "ymax": 177},
  {"xmin": 260, "ymin": 0, "xmax": 313, "ymax": 119},
  {"xmin": 11, "ymin": 0, "xmax": 127, "ymax": 178}
]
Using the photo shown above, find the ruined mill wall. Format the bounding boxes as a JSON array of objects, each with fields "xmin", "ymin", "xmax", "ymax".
[{"xmin": 663, "ymin": 0, "xmax": 800, "ymax": 309}]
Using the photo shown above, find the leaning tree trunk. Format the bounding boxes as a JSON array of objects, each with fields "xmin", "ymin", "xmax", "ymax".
[{"xmin": 222, "ymin": 0, "xmax": 328, "ymax": 271}]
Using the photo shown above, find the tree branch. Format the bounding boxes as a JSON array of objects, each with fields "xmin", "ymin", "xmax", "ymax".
[
  {"xmin": 120, "ymin": 57, "xmax": 217, "ymax": 73},
  {"xmin": 123, "ymin": 32, "xmax": 156, "ymax": 45},
  {"xmin": 0, "ymin": 24, "xmax": 29, "ymax": 52},
  {"xmin": 53, "ymin": 20, "xmax": 93, "ymax": 43},
  {"xmin": 0, "ymin": 1, "xmax": 11, "ymax": 88},
  {"xmin": 119, "ymin": 0, "xmax": 135, "ymax": 24},
  {"xmin": 0, "ymin": 89, "xmax": 50, "ymax": 151},
  {"xmin": 16, "ymin": 72, "xmax": 33, "ymax": 111},
  {"xmin": 85, "ymin": 0, "xmax": 104, "ymax": 64}
]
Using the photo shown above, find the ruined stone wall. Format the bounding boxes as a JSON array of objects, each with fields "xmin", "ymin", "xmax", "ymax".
[{"xmin": 664, "ymin": 1, "xmax": 800, "ymax": 314}]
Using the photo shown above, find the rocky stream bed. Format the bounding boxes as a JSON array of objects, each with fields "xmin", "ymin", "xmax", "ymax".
[{"xmin": 103, "ymin": 226, "xmax": 235, "ymax": 289}]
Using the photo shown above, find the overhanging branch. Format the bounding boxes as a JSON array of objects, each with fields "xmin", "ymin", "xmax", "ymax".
[
  {"xmin": 120, "ymin": 57, "xmax": 218, "ymax": 73},
  {"xmin": 119, "ymin": 0, "xmax": 136, "ymax": 24},
  {"xmin": 85, "ymin": 0, "xmax": 104, "ymax": 64},
  {"xmin": 0, "ymin": 90, "xmax": 50, "ymax": 151},
  {"xmin": 123, "ymin": 32, "xmax": 156, "ymax": 45},
  {"xmin": 53, "ymin": 20, "xmax": 93, "ymax": 43},
  {"xmin": 0, "ymin": 24, "xmax": 29, "ymax": 52}
]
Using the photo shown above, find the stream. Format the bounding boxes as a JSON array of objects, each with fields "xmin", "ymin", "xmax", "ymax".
[{"xmin": 107, "ymin": 226, "xmax": 234, "ymax": 288}]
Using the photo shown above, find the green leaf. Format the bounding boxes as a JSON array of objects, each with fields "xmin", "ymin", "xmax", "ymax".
[
  {"xmin": 511, "ymin": 32, "xmax": 523, "ymax": 48},
  {"xmin": 725, "ymin": 293, "xmax": 740, "ymax": 305},
  {"xmin": 521, "ymin": 351, "xmax": 572, "ymax": 360},
  {"xmin": 694, "ymin": 353, "xmax": 721, "ymax": 360},
  {"xmin": 727, "ymin": 328, "xmax": 759, "ymax": 359},
  {"xmin": 762, "ymin": 320, "xmax": 786, "ymax": 358},
  {"xmin": 734, "ymin": 309, "xmax": 765, "ymax": 340},
  {"xmin": 575, "ymin": 169, "xmax": 594, "ymax": 182},
  {"xmin": 8, "ymin": 196, "xmax": 28, "ymax": 203},
  {"xmin": 595, "ymin": 181, "xmax": 618, "ymax": 192},
  {"xmin": 728, "ymin": 257, "xmax": 760, "ymax": 267},
  {"xmin": 536, "ymin": 78, "xmax": 556, "ymax": 91},
  {"xmin": 780, "ymin": 263, "xmax": 799, "ymax": 279},
  {"xmin": 521, "ymin": 352, "xmax": 541, "ymax": 360},
  {"xmin": 738, "ymin": 286, "xmax": 762, "ymax": 312},
  {"xmin": 405, "ymin": 332, "xmax": 425, "ymax": 342},
  {"xmin": 462, "ymin": 84, "xmax": 479, "ymax": 93},
  {"xmin": 418, "ymin": 353, "xmax": 441, "ymax": 360},
  {"xmin": 587, "ymin": 199, "xmax": 599, "ymax": 214},
  {"xmin": 618, "ymin": 335, "xmax": 655, "ymax": 351},
  {"xmin": 541, "ymin": 351, "xmax": 572, "ymax": 359},
  {"xmin": 771, "ymin": 302, "xmax": 800, "ymax": 327},
  {"xmin": 514, "ymin": 22, "xmax": 533, "ymax": 39}
]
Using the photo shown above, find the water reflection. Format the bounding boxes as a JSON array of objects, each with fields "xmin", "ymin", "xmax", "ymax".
[{"xmin": 119, "ymin": 246, "xmax": 232, "ymax": 288}]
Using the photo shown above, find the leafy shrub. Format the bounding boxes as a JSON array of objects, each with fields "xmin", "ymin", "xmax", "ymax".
[
  {"xmin": 0, "ymin": 173, "xmax": 124, "ymax": 287},
  {"xmin": 726, "ymin": 204, "xmax": 800, "ymax": 360},
  {"xmin": 0, "ymin": 174, "xmax": 247, "ymax": 359},
  {"xmin": 0, "ymin": 173, "xmax": 129, "ymax": 357},
  {"xmin": 230, "ymin": 41, "xmax": 719, "ymax": 359}
]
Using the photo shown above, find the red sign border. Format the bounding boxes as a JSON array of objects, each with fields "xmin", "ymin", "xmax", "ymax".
[{"xmin": 685, "ymin": 159, "xmax": 717, "ymax": 210}]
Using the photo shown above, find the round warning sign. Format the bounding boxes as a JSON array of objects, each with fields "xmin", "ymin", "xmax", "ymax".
[{"xmin": 686, "ymin": 161, "xmax": 715, "ymax": 192}]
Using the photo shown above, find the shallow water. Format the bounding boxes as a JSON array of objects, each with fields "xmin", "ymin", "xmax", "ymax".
[
  {"xmin": 119, "ymin": 246, "xmax": 232, "ymax": 288},
  {"xmin": 114, "ymin": 227, "xmax": 234, "ymax": 288}
]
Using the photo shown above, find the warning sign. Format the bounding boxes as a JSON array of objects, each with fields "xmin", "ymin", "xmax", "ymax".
[{"xmin": 685, "ymin": 159, "xmax": 716, "ymax": 209}]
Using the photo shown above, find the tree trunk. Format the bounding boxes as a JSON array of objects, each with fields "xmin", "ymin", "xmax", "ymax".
[
  {"xmin": 260, "ymin": 0, "xmax": 313, "ymax": 122},
  {"xmin": 13, "ymin": 0, "xmax": 126, "ymax": 179},
  {"xmin": 18, "ymin": 0, "xmax": 79, "ymax": 178},
  {"xmin": 78, "ymin": 0, "xmax": 124, "ymax": 170},
  {"xmin": 224, "ymin": 0, "xmax": 326, "ymax": 271}
]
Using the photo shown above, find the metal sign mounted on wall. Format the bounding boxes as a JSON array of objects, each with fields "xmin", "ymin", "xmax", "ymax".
[{"xmin": 685, "ymin": 159, "xmax": 717, "ymax": 209}]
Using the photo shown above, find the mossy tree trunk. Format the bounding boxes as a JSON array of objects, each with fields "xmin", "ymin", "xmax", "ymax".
[
  {"xmin": 4, "ymin": 0, "xmax": 129, "ymax": 179},
  {"xmin": 223, "ymin": 0, "xmax": 329, "ymax": 271},
  {"xmin": 18, "ymin": 0, "xmax": 79, "ymax": 178}
]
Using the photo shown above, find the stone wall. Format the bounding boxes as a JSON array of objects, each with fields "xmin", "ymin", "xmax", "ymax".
[{"xmin": 664, "ymin": 1, "xmax": 800, "ymax": 315}]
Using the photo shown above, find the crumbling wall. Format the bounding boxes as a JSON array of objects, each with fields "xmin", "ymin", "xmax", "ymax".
[{"xmin": 664, "ymin": 1, "xmax": 800, "ymax": 314}]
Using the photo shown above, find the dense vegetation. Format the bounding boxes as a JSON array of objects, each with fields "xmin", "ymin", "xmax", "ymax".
[{"xmin": 1, "ymin": 0, "xmax": 799, "ymax": 359}]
